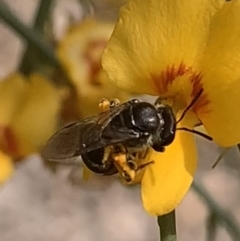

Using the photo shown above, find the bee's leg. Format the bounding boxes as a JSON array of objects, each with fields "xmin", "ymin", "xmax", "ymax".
[
  {"xmin": 126, "ymin": 152, "xmax": 138, "ymax": 170},
  {"xmin": 102, "ymin": 146, "xmax": 114, "ymax": 167},
  {"xmin": 99, "ymin": 98, "xmax": 111, "ymax": 112},
  {"xmin": 99, "ymin": 98, "xmax": 121, "ymax": 112},
  {"xmin": 138, "ymin": 148, "xmax": 150, "ymax": 160},
  {"xmin": 112, "ymin": 152, "xmax": 135, "ymax": 183},
  {"xmin": 126, "ymin": 149, "xmax": 153, "ymax": 171},
  {"xmin": 101, "ymin": 147, "xmax": 118, "ymax": 176},
  {"xmin": 126, "ymin": 149, "xmax": 148, "ymax": 170},
  {"xmin": 101, "ymin": 145, "xmax": 121, "ymax": 176},
  {"xmin": 109, "ymin": 99, "xmax": 120, "ymax": 108},
  {"xmin": 137, "ymin": 161, "xmax": 155, "ymax": 171},
  {"xmin": 122, "ymin": 159, "xmax": 154, "ymax": 185}
]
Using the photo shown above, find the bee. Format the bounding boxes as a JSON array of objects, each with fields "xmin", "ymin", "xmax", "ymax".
[{"xmin": 41, "ymin": 89, "xmax": 212, "ymax": 183}]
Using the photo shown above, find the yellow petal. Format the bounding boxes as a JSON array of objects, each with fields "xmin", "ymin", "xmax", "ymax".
[
  {"xmin": 0, "ymin": 125, "xmax": 19, "ymax": 157},
  {"xmin": 0, "ymin": 73, "xmax": 28, "ymax": 125},
  {"xmin": 198, "ymin": 0, "xmax": 240, "ymax": 146},
  {"xmin": 102, "ymin": 0, "xmax": 224, "ymax": 94},
  {"xmin": 82, "ymin": 164, "xmax": 93, "ymax": 181},
  {"xmin": 58, "ymin": 18, "xmax": 113, "ymax": 88},
  {"xmin": 0, "ymin": 150, "xmax": 14, "ymax": 184},
  {"xmin": 58, "ymin": 18, "xmax": 130, "ymax": 117},
  {"xmin": 10, "ymin": 74, "xmax": 62, "ymax": 157},
  {"xmin": 141, "ymin": 114, "xmax": 197, "ymax": 216}
]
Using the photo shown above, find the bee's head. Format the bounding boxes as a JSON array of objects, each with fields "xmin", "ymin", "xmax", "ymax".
[
  {"xmin": 131, "ymin": 101, "xmax": 160, "ymax": 134},
  {"xmin": 151, "ymin": 105, "xmax": 177, "ymax": 152}
]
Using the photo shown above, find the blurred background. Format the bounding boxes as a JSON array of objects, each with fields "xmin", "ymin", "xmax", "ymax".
[{"xmin": 0, "ymin": 0, "xmax": 240, "ymax": 241}]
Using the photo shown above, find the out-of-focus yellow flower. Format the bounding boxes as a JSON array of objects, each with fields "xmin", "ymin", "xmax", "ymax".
[
  {"xmin": 0, "ymin": 73, "xmax": 63, "ymax": 159},
  {"xmin": 57, "ymin": 18, "xmax": 130, "ymax": 118},
  {"xmin": 0, "ymin": 74, "xmax": 24, "ymax": 183},
  {"xmin": 10, "ymin": 73, "xmax": 63, "ymax": 158},
  {"xmin": 0, "ymin": 73, "xmax": 28, "ymax": 158},
  {"xmin": 0, "ymin": 72, "xmax": 64, "ymax": 184},
  {"xmin": 0, "ymin": 150, "xmax": 14, "ymax": 184},
  {"xmin": 102, "ymin": 0, "xmax": 240, "ymax": 215},
  {"xmin": 0, "ymin": 73, "xmax": 28, "ymax": 126}
]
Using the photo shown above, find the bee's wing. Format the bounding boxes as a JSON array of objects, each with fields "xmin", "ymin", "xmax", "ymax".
[
  {"xmin": 40, "ymin": 120, "xmax": 96, "ymax": 161},
  {"xmin": 41, "ymin": 102, "xmax": 138, "ymax": 161}
]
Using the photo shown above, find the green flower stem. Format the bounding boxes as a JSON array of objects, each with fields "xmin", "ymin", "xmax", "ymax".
[
  {"xmin": 192, "ymin": 182, "xmax": 240, "ymax": 241},
  {"xmin": 157, "ymin": 210, "xmax": 177, "ymax": 241},
  {"xmin": 206, "ymin": 212, "xmax": 218, "ymax": 241},
  {"xmin": 0, "ymin": 0, "xmax": 60, "ymax": 71},
  {"xmin": 33, "ymin": 0, "xmax": 53, "ymax": 31},
  {"xmin": 19, "ymin": 0, "xmax": 54, "ymax": 74}
]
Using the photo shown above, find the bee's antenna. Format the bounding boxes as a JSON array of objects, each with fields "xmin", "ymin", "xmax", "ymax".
[
  {"xmin": 176, "ymin": 89, "xmax": 203, "ymax": 124},
  {"xmin": 177, "ymin": 127, "xmax": 213, "ymax": 141}
]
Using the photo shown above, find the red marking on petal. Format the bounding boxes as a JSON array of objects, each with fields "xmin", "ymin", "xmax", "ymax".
[
  {"xmin": 152, "ymin": 62, "xmax": 190, "ymax": 94},
  {"xmin": 190, "ymin": 72, "xmax": 210, "ymax": 113},
  {"xmin": 0, "ymin": 126, "xmax": 19, "ymax": 158},
  {"xmin": 151, "ymin": 62, "xmax": 210, "ymax": 114},
  {"xmin": 83, "ymin": 40, "xmax": 107, "ymax": 86}
]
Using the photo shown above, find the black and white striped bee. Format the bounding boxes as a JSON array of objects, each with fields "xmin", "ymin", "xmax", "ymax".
[{"xmin": 41, "ymin": 89, "xmax": 211, "ymax": 182}]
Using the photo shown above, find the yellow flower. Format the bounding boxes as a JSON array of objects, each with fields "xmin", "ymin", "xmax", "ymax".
[
  {"xmin": 10, "ymin": 73, "xmax": 62, "ymax": 158},
  {"xmin": 57, "ymin": 18, "xmax": 130, "ymax": 118},
  {"xmin": 0, "ymin": 73, "xmax": 28, "ymax": 158},
  {"xmin": 0, "ymin": 150, "xmax": 14, "ymax": 184},
  {"xmin": 0, "ymin": 73, "xmax": 28, "ymax": 126},
  {"xmin": 0, "ymin": 73, "xmax": 62, "ymax": 159},
  {"xmin": 102, "ymin": 0, "xmax": 240, "ymax": 215}
]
